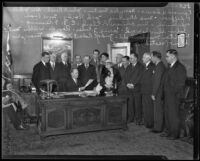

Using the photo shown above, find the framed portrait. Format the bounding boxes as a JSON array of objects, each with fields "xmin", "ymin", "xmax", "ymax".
[
  {"xmin": 107, "ymin": 43, "xmax": 130, "ymax": 64},
  {"xmin": 177, "ymin": 33, "xmax": 186, "ymax": 48},
  {"xmin": 42, "ymin": 37, "xmax": 73, "ymax": 63}
]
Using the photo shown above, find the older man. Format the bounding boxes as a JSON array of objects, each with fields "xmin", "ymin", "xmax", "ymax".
[
  {"xmin": 57, "ymin": 52, "xmax": 71, "ymax": 91},
  {"xmin": 150, "ymin": 51, "xmax": 166, "ymax": 133},
  {"xmin": 113, "ymin": 53, "xmax": 123, "ymax": 70},
  {"xmin": 66, "ymin": 68, "xmax": 82, "ymax": 92},
  {"xmin": 124, "ymin": 53, "xmax": 144, "ymax": 124},
  {"xmin": 140, "ymin": 52, "xmax": 155, "ymax": 129},
  {"xmin": 78, "ymin": 55, "xmax": 97, "ymax": 90}
]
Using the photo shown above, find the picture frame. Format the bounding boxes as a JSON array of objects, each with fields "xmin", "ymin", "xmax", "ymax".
[
  {"xmin": 107, "ymin": 43, "xmax": 130, "ymax": 64},
  {"xmin": 42, "ymin": 37, "xmax": 73, "ymax": 63},
  {"xmin": 177, "ymin": 33, "xmax": 186, "ymax": 48}
]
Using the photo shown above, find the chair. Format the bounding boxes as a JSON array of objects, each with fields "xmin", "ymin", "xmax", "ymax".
[{"xmin": 39, "ymin": 79, "xmax": 58, "ymax": 97}]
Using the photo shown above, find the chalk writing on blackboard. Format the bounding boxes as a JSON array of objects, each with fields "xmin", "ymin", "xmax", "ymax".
[{"xmin": 4, "ymin": 3, "xmax": 192, "ymax": 47}]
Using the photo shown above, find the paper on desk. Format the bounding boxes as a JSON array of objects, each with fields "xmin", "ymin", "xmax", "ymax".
[{"xmin": 95, "ymin": 83, "xmax": 103, "ymax": 94}]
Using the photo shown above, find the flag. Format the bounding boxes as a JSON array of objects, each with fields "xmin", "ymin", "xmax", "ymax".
[{"xmin": 4, "ymin": 29, "xmax": 13, "ymax": 80}]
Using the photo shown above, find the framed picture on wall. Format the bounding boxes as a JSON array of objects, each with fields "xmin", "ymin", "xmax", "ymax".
[
  {"xmin": 107, "ymin": 43, "xmax": 130, "ymax": 64},
  {"xmin": 42, "ymin": 37, "xmax": 73, "ymax": 63},
  {"xmin": 177, "ymin": 33, "xmax": 186, "ymax": 48}
]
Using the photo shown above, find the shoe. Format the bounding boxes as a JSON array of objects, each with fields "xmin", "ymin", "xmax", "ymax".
[
  {"xmin": 167, "ymin": 136, "xmax": 178, "ymax": 140},
  {"xmin": 150, "ymin": 129, "xmax": 160, "ymax": 133},
  {"xmin": 16, "ymin": 124, "xmax": 29, "ymax": 130},
  {"xmin": 160, "ymin": 133, "xmax": 170, "ymax": 137}
]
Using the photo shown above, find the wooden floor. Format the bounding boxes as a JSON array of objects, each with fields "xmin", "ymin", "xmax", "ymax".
[{"xmin": 2, "ymin": 122, "xmax": 193, "ymax": 160}]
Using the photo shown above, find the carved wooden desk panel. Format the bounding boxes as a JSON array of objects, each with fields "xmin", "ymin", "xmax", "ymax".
[{"xmin": 37, "ymin": 96, "xmax": 128, "ymax": 137}]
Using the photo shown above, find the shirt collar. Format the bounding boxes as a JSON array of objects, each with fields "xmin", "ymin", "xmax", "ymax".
[
  {"xmin": 41, "ymin": 60, "xmax": 46, "ymax": 66},
  {"xmin": 170, "ymin": 60, "xmax": 177, "ymax": 68},
  {"xmin": 146, "ymin": 61, "xmax": 150, "ymax": 67}
]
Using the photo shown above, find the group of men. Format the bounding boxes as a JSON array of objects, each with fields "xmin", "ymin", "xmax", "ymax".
[{"xmin": 31, "ymin": 48, "xmax": 187, "ymax": 140}]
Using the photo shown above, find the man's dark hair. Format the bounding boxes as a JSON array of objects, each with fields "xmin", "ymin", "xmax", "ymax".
[
  {"xmin": 100, "ymin": 52, "xmax": 109, "ymax": 58},
  {"xmin": 122, "ymin": 56, "xmax": 130, "ymax": 61},
  {"xmin": 152, "ymin": 51, "xmax": 162, "ymax": 59},
  {"xmin": 41, "ymin": 51, "xmax": 50, "ymax": 57},
  {"xmin": 166, "ymin": 49, "xmax": 178, "ymax": 56},
  {"xmin": 93, "ymin": 49, "xmax": 100, "ymax": 55},
  {"xmin": 130, "ymin": 52, "xmax": 139, "ymax": 59}
]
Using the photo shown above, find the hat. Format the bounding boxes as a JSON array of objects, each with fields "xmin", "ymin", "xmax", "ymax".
[{"xmin": 105, "ymin": 59, "xmax": 112, "ymax": 63}]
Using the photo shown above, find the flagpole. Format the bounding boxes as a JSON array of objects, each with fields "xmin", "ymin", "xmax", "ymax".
[{"xmin": 7, "ymin": 24, "xmax": 14, "ymax": 84}]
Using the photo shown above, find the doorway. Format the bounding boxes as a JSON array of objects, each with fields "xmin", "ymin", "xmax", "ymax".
[{"xmin": 128, "ymin": 32, "xmax": 150, "ymax": 61}]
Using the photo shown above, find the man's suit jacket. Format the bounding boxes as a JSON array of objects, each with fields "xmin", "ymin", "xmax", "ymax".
[
  {"xmin": 66, "ymin": 76, "xmax": 82, "ymax": 92},
  {"xmin": 124, "ymin": 62, "xmax": 145, "ymax": 94},
  {"xmin": 152, "ymin": 61, "xmax": 166, "ymax": 98},
  {"xmin": 78, "ymin": 64, "xmax": 97, "ymax": 90},
  {"xmin": 32, "ymin": 61, "xmax": 50, "ymax": 91},
  {"xmin": 57, "ymin": 62, "xmax": 71, "ymax": 81},
  {"xmin": 164, "ymin": 61, "xmax": 186, "ymax": 99},
  {"xmin": 47, "ymin": 62, "xmax": 60, "ymax": 82},
  {"xmin": 140, "ymin": 61, "xmax": 155, "ymax": 95}
]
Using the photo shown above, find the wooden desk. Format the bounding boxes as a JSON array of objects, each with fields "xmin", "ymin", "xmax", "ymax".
[{"xmin": 37, "ymin": 96, "xmax": 128, "ymax": 137}]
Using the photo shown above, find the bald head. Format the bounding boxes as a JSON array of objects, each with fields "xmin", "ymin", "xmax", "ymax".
[
  {"xmin": 142, "ymin": 52, "xmax": 152, "ymax": 64},
  {"xmin": 116, "ymin": 53, "xmax": 123, "ymax": 64}
]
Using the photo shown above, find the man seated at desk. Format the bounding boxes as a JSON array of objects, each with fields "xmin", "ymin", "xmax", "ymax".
[{"xmin": 66, "ymin": 68, "xmax": 83, "ymax": 92}]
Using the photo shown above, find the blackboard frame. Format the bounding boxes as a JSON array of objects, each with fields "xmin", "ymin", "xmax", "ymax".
[{"xmin": 41, "ymin": 37, "xmax": 73, "ymax": 63}]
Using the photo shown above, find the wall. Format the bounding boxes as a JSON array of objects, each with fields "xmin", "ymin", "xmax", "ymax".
[{"xmin": 2, "ymin": 3, "xmax": 194, "ymax": 77}]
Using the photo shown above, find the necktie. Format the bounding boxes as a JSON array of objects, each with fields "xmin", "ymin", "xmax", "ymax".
[{"xmin": 52, "ymin": 63, "xmax": 55, "ymax": 70}]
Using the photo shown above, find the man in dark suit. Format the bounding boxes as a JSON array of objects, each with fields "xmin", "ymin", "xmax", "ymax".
[
  {"xmin": 150, "ymin": 51, "xmax": 166, "ymax": 133},
  {"xmin": 90, "ymin": 49, "xmax": 104, "ymax": 84},
  {"xmin": 31, "ymin": 51, "xmax": 50, "ymax": 93},
  {"xmin": 124, "ymin": 53, "xmax": 144, "ymax": 124},
  {"xmin": 57, "ymin": 52, "xmax": 71, "ymax": 92},
  {"xmin": 66, "ymin": 68, "xmax": 82, "ymax": 92},
  {"xmin": 113, "ymin": 53, "xmax": 123, "ymax": 70},
  {"xmin": 73, "ymin": 55, "xmax": 82, "ymax": 68},
  {"xmin": 141, "ymin": 52, "xmax": 155, "ymax": 129},
  {"xmin": 118, "ymin": 56, "xmax": 130, "ymax": 95},
  {"xmin": 163, "ymin": 49, "xmax": 187, "ymax": 140},
  {"xmin": 78, "ymin": 55, "xmax": 97, "ymax": 90},
  {"xmin": 47, "ymin": 52, "xmax": 59, "ymax": 92}
]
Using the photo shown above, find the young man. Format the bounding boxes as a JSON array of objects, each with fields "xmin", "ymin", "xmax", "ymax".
[
  {"xmin": 150, "ymin": 51, "xmax": 166, "ymax": 133},
  {"xmin": 162, "ymin": 49, "xmax": 186, "ymax": 140},
  {"xmin": 118, "ymin": 56, "xmax": 130, "ymax": 95},
  {"xmin": 32, "ymin": 51, "xmax": 50, "ymax": 93}
]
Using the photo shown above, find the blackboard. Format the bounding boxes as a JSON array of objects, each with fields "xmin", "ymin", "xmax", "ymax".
[{"xmin": 2, "ymin": 3, "xmax": 193, "ymax": 76}]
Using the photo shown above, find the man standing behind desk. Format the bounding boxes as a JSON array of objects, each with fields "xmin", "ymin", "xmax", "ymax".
[
  {"xmin": 113, "ymin": 53, "xmax": 123, "ymax": 70},
  {"xmin": 32, "ymin": 51, "xmax": 50, "ymax": 94},
  {"xmin": 140, "ymin": 52, "xmax": 155, "ymax": 129},
  {"xmin": 163, "ymin": 49, "xmax": 186, "ymax": 140},
  {"xmin": 47, "ymin": 52, "xmax": 59, "ymax": 92},
  {"xmin": 150, "ymin": 51, "xmax": 166, "ymax": 133},
  {"xmin": 124, "ymin": 53, "xmax": 144, "ymax": 124},
  {"xmin": 78, "ymin": 55, "xmax": 97, "ymax": 90},
  {"xmin": 57, "ymin": 52, "xmax": 71, "ymax": 92}
]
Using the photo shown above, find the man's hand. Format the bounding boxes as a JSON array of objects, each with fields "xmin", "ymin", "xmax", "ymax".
[
  {"xmin": 79, "ymin": 86, "xmax": 86, "ymax": 91},
  {"xmin": 151, "ymin": 95, "xmax": 156, "ymax": 101},
  {"xmin": 127, "ymin": 83, "xmax": 134, "ymax": 89}
]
